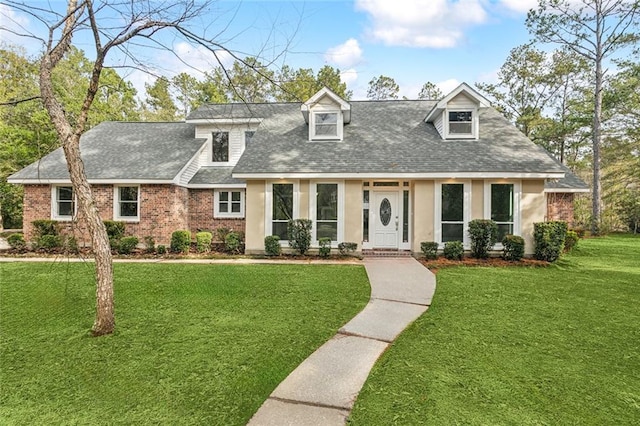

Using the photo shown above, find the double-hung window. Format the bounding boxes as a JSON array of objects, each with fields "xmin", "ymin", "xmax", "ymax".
[
  {"xmin": 316, "ymin": 183, "xmax": 338, "ymax": 241},
  {"xmin": 448, "ymin": 110, "xmax": 473, "ymax": 137},
  {"xmin": 114, "ymin": 186, "xmax": 139, "ymax": 220},
  {"xmin": 215, "ymin": 190, "xmax": 244, "ymax": 218},
  {"xmin": 311, "ymin": 111, "xmax": 341, "ymax": 140},
  {"xmin": 272, "ymin": 183, "xmax": 293, "ymax": 240},
  {"xmin": 212, "ymin": 131, "xmax": 229, "ymax": 162},
  {"xmin": 491, "ymin": 184, "xmax": 515, "ymax": 241},
  {"xmin": 52, "ymin": 186, "xmax": 75, "ymax": 220}
]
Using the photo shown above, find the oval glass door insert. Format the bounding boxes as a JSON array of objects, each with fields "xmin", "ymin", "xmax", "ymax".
[{"xmin": 380, "ymin": 198, "xmax": 392, "ymax": 226}]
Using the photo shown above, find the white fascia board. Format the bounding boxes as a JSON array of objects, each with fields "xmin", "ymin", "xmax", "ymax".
[
  {"xmin": 234, "ymin": 172, "xmax": 566, "ymax": 179},
  {"xmin": 186, "ymin": 183, "xmax": 246, "ymax": 189},
  {"xmin": 544, "ymin": 187, "xmax": 591, "ymax": 193},
  {"xmin": 185, "ymin": 118, "xmax": 263, "ymax": 125}
]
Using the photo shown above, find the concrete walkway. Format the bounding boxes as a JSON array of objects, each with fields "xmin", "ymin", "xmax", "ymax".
[{"xmin": 248, "ymin": 257, "xmax": 436, "ymax": 425}]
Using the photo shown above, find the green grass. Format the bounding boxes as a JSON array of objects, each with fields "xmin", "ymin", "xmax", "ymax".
[
  {"xmin": 350, "ymin": 234, "xmax": 640, "ymax": 425},
  {"xmin": 0, "ymin": 263, "xmax": 369, "ymax": 425}
]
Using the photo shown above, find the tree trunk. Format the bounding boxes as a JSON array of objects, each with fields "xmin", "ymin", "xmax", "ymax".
[{"xmin": 592, "ymin": 14, "xmax": 604, "ymax": 236}]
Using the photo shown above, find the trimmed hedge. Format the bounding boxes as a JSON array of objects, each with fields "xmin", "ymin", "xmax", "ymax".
[
  {"xmin": 225, "ymin": 231, "xmax": 243, "ymax": 254},
  {"xmin": 338, "ymin": 242, "xmax": 358, "ymax": 256},
  {"xmin": 170, "ymin": 230, "xmax": 191, "ymax": 254},
  {"xmin": 287, "ymin": 219, "xmax": 312, "ymax": 255},
  {"xmin": 502, "ymin": 235, "xmax": 525, "ymax": 261},
  {"xmin": 103, "ymin": 220, "xmax": 125, "ymax": 240},
  {"xmin": 118, "ymin": 236, "xmax": 139, "ymax": 255},
  {"xmin": 156, "ymin": 245, "xmax": 167, "ymax": 255},
  {"xmin": 38, "ymin": 234, "xmax": 62, "ymax": 250},
  {"xmin": 318, "ymin": 237, "xmax": 331, "ymax": 258},
  {"xmin": 468, "ymin": 219, "xmax": 498, "ymax": 259},
  {"xmin": 534, "ymin": 221, "xmax": 568, "ymax": 262},
  {"xmin": 420, "ymin": 242, "xmax": 439, "ymax": 260},
  {"xmin": 32, "ymin": 219, "xmax": 59, "ymax": 237},
  {"xmin": 264, "ymin": 235, "xmax": 281, "ymax": 256},
  {"xmin": 196, "ymin": 231, "xmax": 213, "ymax": 253},
  {"xmin": 7, "ymin": 233, "xmax": 26, "ymax": 250},
  {"xmin": 443, "ymin": 241, "xmax": 464, "ymax": 260}
]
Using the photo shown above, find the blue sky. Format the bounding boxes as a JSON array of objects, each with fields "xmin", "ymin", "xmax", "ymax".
[{"xmin": 0, "ymin": 0, "xmax": 540, "ymax": 99}]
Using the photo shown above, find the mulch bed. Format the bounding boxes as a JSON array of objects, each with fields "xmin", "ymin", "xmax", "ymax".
[{"xmin": 419, "ymin": 257, "xmax": 550, "ymax": 274}]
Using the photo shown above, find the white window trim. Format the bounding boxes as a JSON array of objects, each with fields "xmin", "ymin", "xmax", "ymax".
[
  {"xmin": 309, "ymin": 181, "xmax": 344, "ymax": 246},
  {"xmin": 51, "ymin": 185, "xmax": 77, "ymax": 221},
  {"xmin": 309, "ymin": 109, "xmax": 343, "ymax": 141},
  {"xmin": 265, "ymin": 181, "xmax": 300, "ymax": 244},
  {"xmin": 113, "ymin": 185, "xmax": 140, "ymax": 222},
  {"xmin": 434, "ymin": 181, "xmax": 472, "ymax": 248},
  {"xmin": 484, "ymin": 181, "xmax": 521, "ymax": 248},
  {"xmin": 214, "ymin": 189, "xmax": 245, "ymax": 218},
  {"xmin": 444, "ymin": 108, "xmax": 477, "ymax": 139}
]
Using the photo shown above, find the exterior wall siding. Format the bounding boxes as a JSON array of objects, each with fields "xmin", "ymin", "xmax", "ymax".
[
  {"xmin": 411, "ymin": 180, "xmax": 435, "ymax": 252},
  {"xmin": 344, "ymin": 180, "xmax": 362, "ymax": 249},
  {"xmin": 521, "ymin": 180, "xmax": 546, "ymax": 255},
  {"xmin": 244, "ymin": 180, "xmax": 266, "ymax": 254}
]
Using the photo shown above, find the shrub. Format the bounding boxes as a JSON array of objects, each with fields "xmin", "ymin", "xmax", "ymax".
[
  {"xmin": 32, "ymin": 219, "xmax": 59, "ymax": 237},
  {"xmin": 38, "ymin": 234, "xmax": 62, "ymax": 250},
  {"xmin": 170, "ymin": 230, "xmax": 191, "ymax": 254},
  {"xmin": 534, "ymin": 221, "xmax": 568, "ymax": 262},
  {"xmin": 338, "ymin": 242, "xmax": 358, "ymax": 256},
  {"xmin": 157, "ymin": 245, "xmax": 167, "ymax": 255},
  {"xmin": 225, "ymin": 231, "xmax": 243, "ymax": 254},
  {"xmin": 287, "ymin": 219, "xmax": 312, "ymax": 255},
  {"xmin": 564, "ymin": 230, "xmax": 579, "ymax": 252},
  {"xmin": 571, "ymin": 228, "xmax": 586, "ymax": 239},
  {"xmin": 318, "ymin": 237, "xmax": 331, "ymax": 258},
  {"xmin": 443, "ymin": 241, "xmax": 464, "ymax": 260},
  {"xmin": 468, "ymin": 219, "xmax": 498, "ymax": 259},
  {"xmin": 196, "ymin": 231, "xmax": 213, "ymax": 253},
  {"xmin": 264, "ymin": 235, "xmax": 281, "ymax": 256},
  {"xmin": 7, "ymin": 233, "xmax": 26, "ymax": 250},
  {"xmin": 118, "ymin": 236, "xmax": 139, "ymax": 255},
  {"xmin": 502, "ymin": 235, "xmax": 525, "ymax": 261},
  {"xmin": 215, "ymin": 226, "xmax": 231, "ymax": 243},
  {"xmin": 144, "ymin": 236, "xmax": 156, "ymax": 254},
  {"xmin": 420, "ymin": 241, "xmax": 439, "ymax": 260},
  {"xmin": 103, "ymin": 220, "xmax": 125, "ymax": 240},
  {"xmin": 63, "ymin": 235, "xmax": 79, "ymax": 254}
]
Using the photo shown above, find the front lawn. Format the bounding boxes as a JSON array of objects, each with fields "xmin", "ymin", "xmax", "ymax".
[
  {"xmin": 0, "ymin": 263, "xmax": 369, "ymax": 425},
  {"xmin": 350, "ymin": 235, "xmax": 640, "ymax": 425}
]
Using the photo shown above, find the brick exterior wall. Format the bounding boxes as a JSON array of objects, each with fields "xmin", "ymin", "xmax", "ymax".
[
  {"xmin": 22, "ymin": 184, "xmax": 245, "ymax": 246},
  {"xmin": 546, "ymin": 192, "xmax": 575, "ymax": 226},
  {"xmin": 188, "ymin": 189, "xmax": 245, "ymax": 240}
]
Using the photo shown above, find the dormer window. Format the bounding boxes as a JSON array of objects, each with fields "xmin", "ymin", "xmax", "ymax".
[
  {"xmin": 448, "ymin": 111, "xmax": 473, "ymax": 135},
  {"xmin": 312, "ymin": 111, "xmax": 340, "ymax": 140}
]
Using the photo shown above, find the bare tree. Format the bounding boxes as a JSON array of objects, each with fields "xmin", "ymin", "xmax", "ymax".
[
  {"xmin": 527, "ymin": 0, "xmax": 640, "ymax": 234},
  {"xmin": 0, "ymin": 0, "xmax": 286, "ymax": 335}
]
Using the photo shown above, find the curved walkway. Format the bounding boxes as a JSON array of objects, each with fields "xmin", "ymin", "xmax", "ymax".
[{"xmin": 248, "ymin": 257, "xmax": 436, "ymax": 425}]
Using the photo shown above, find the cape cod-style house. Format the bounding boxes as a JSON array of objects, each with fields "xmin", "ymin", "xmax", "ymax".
[{"xmin": 8, "ymin": 83, "xmax": 589, "ymax": 254}]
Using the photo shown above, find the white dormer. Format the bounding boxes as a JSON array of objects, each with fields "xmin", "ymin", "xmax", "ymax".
[
  {"xmin": 425, "ymin": 83, "xmax": 490, "ymax": 140},
  {"xmin": 301, "ymin": 87, "xmax": 351, "ymax": 141}
]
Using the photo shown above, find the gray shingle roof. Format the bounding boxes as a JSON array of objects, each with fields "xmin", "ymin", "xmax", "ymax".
[
  {"xmin": 544, "ymin": 163, "xmax": 590, "ymax": 191},
  {"xmin": 232, "ymin": 101, "xmax": 566, "ymax": 175},
  {"xmin": 9, "ymin": 122, "xmax": 206, "ymax": 182},
  {"xmin": 188, "ymin": 167, "xmax": 244, "ymax": 185}
]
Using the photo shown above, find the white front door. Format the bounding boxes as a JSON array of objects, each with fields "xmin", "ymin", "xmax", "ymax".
[{"xmin": 373, "ymin": 191, "xmax": 399, "ymax": 248}]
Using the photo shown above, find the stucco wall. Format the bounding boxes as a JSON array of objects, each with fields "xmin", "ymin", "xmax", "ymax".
[
  {"xmin": 412, "ymin": 180, "xmax": 435, "ymax": 252},
  {"xmin": 521, "ymin": 180, "xmax": 546, "ymax": 255},
  {"xmin": 344, "ymin": 180, "xmax": 362, "ymax": 248},
  {"xmin": 471, "ymin": 180, "xmax": 484, "ymax": 219},
  {"xmin": 244, "ymin": 180, "xmax": 265, "ymax": 254}
]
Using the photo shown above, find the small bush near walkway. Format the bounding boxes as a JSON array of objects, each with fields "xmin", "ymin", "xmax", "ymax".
[
  {"xmin": 443, "ymin": 241, "xmax": 464, "ymax": 260},
  {"xmin": 338, "ymin": 242, "xmax": 358, "ymax": 256},
  {"xmin": 196, "ymin": 232, "xmax": 212, "ymax": 253},
  {"xmin": 170, "ymin": 230, "xmax": 191, "ymax": 254},
  {"xmin": 7, "ymin": 233, "xmax": 26, "ymax": 250},
  {"xmin": 421, "ymin": 242, "xmax": 439, "ymax": 260},
  {"xmin": 264, "ymin": 235, "xmax": 281, "ymax": 256},
  {"xmin": 318, "ymin": 237, "xmax": 331, "ymax": 258}
]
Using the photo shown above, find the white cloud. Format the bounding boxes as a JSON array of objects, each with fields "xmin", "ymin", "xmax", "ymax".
[
  {"xmin": 168, "ymin": 42, "xmax": 234, "ymax": 75},
  {"xmin": 498, "ymin": 0, "xmax": 538, "ymax": 14},
  {"xmin": 324, "ymin": 38, "xmax": 363, "ymax": 68},
  {"xmin": 355, "ymin": 0, "xmax": 487, "ymax": 48},
  {"xmin": 340, "ymin": 68, "xmax": 359, "ymax": 86},
  {"xmin": 437, "ymin": 78, "xmax": 461, "ymax": 94},
  {"xmin": 0, "ymin": 4, "xmax": 33, "ymax": 46}
]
